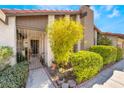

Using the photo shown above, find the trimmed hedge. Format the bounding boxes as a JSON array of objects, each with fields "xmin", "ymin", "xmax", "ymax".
[
  {"xmin": 0, "ymin": 61, "xmax": 29, "ymax": 88},
  {"xmin": 70, "ymin": 51, "xmax": 103, "ymax": 83},
  {"xmin": 116, "ymin": 47, "xmax": 123, "ymax": 61},
  {"xmin": 89, "ymin": 45, "xmax": 117, "ymax": 65}
]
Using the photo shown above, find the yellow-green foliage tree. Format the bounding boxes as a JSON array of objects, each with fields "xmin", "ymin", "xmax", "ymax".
[{"xmin": 47, "ymin": 18, "xmax": 83, "ymax": 66}]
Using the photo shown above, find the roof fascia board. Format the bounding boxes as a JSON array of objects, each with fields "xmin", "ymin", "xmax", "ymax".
[
  {"xmin": 0, "ymin": 10, "xmax": 8, "ymax": 24},
  {"xmin": 5, "ymin": 12, "xmax": 80, "ymax": 17}
]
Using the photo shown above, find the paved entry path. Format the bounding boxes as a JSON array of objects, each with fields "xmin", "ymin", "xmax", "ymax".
[
  {"xmin": 26, "ymin": 56, "xmax": 55, "ymax": 88},
  {"xmin": 78, "ymin": 59, "xmax": 124, "ymax": 88}
]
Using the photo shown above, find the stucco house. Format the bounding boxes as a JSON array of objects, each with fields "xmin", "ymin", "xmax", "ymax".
[
  {"xmin": 0, "ymin": 5, "xmax": 95, "ymax": 67},
  {"xmin": 94, "ymin": 26, "xmax": 124, "ymax": 49}
]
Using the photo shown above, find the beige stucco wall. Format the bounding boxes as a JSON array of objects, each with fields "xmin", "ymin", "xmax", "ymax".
[
  {"xmin": 117, "ymin": 38, "xmax": 124, "ymax": 48},
  {"xmin": 0, "ymin": 16, "xmax": 16, "ymax": 66},
  {"xmin": 81, "ymin": 6, "xmax": 94, "ymax": 49},
  {"xmin": 106, "ymin": 35, "xmax": 124, "ymax": 48}
]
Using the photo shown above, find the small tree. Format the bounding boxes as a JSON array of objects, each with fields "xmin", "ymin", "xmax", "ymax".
[
  {"xmin": 47, "ymin": 18, "xmax": 83, "ymax": 66},
  {"xmin": 97, "ymin": 35, "xmax": 112, "ymax": 45}
]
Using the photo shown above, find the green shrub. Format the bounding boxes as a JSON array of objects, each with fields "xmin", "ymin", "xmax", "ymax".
[
  {"xmin": 0, "ymin": 61, "xmax": 29, "ymax": 88},
  {"xmin": 89, "ymin": 45, "xmax": 117, "ymax": 65},
  {"xmin": 0, "ymin": 46, "xmax": 13, "ymax": 61},
  {"xmin": 47, "ymin": 17, "xmax": 83, "ymax": 66},
  {"xmin": 116, "ymin": 47, "xmax": 123, "ymax": 61},
  {"xmin": 70, "ymin": 51, "xmax": 103, "ymax": 83},
  {"xmin": 97, "ymin": 35, "xmax": 112, "ymax": 45},
  {"xmin": 0, "ymin": 46, "xmax": 13, "ymax": 71}
]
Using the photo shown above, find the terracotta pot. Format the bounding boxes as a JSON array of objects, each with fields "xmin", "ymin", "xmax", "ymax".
[{"xmin": 51, "ymin": 63, "xmax": 57, "ymax": 70}]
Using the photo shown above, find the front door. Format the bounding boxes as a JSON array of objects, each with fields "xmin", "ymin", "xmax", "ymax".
[{"xmin": 30, "ymin": 40, "xmax": 39, "ymax": 55}]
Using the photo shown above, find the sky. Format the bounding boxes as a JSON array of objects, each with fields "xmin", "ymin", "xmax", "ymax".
[{"xmin": 0, "ymin": 5, "xmax": 124, "ymax": 34}]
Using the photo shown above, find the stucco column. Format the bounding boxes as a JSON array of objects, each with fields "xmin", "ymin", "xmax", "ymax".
[
  {"xmin": 45, "ymin": 15, "xmax": 55, "ymax": 67},
  {"xmin": 11, "ymin": 17, "xmax": 17, "ymax": 66},
  {"xmin": 76, "ymin": 15, "xmax": 81, "ymax": 51},
  {"xmin": 80, "ymin": 6, "xmax": 94, "ymax": 49}
]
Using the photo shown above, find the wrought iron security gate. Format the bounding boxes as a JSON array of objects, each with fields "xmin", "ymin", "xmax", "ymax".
[{"xmin": 16, "ymin": 27, "xmax": 46, "ymax": 69}]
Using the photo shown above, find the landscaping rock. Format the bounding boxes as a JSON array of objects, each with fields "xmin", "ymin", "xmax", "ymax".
[
  {"xmin": 68, "ymin": 79, "xmax": 76, "ymax": 88},
  {"xmin": 62, "ymin": 83, "xmax": 69, "ymax": 88},
  {"xmin": 57, "ymin": 78, "xmax": 65, "ymax": 85}
]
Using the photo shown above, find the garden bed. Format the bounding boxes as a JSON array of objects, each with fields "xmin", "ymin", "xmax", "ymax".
[
  {"xmin": 47, "ymin": 59, "xmax": 124, "ymax": 88},
  {"xmin": 47, "ymin": 45, "xmax": 124, "ymax": 88}
]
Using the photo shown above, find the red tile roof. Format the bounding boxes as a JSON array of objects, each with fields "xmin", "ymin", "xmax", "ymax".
[
  {"xmin": 1, "ymin": 9, "xmax": 80, "ymax": 15},
  {"xmin": 102, "ymin": 32, "xmax": 124, "ymax": 39},
  {"xmin": 94, "ymin": 25, "xmax": 124, "ymax": 39}
]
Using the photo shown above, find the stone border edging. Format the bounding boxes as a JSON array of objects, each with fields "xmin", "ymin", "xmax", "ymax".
[{"xmin": 43, "ymin": 67, "xmax": 58, "ymax": 88}]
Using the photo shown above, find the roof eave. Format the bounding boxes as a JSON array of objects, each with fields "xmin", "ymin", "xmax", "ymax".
[{"xmin": 5, "ymin": 11, "xmax": 80, "ymax": 17}]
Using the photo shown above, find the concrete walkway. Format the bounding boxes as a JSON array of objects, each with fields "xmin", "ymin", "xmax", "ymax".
[
  {"xmin": 93, "ymin": 70, "xmax": 124, "ymax": 88},
  {"xmin": 26, "ymin": 56, "xmax": 55, "ymax": 88},
  {"xmin": 78, "ymin": 59, "xmax": 124, "ymax": 88}
]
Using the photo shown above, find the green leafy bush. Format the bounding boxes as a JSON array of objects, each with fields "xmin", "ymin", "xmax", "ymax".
[
  {"xmin": 0, "ymin": 61, "xmax": 29, "ymax": 88},
  {"xmin": 70, "ymin": 51, "xmax": 103, "ymax": 83},
  {"xmin": 116, "ymin": 47, "xmax": 123, "ymax": 61},
  {"xmin": 47, "ymin": 17, "xmax": 83, "ymax": 66},
  {"xmin": 0, "ymin": 46, "xmax": 13, "ymax": 61},
  {"xmin": 0, "ymin": 46, "xmax": 13, "ymax": 71},
  {"xmin": 89, "ymin": 45, "xmax": 117, "ymax": 65}
]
